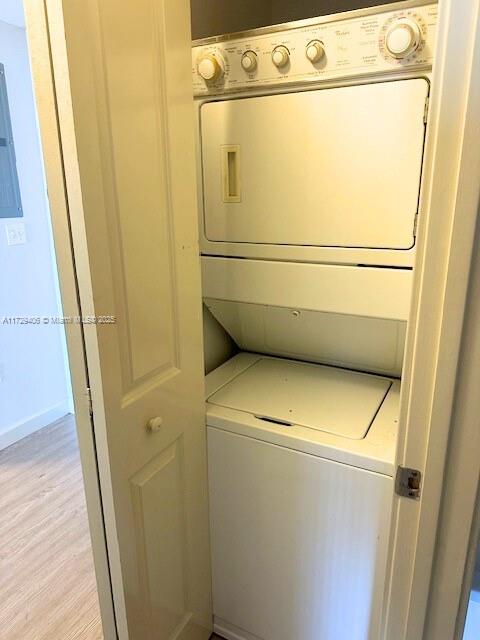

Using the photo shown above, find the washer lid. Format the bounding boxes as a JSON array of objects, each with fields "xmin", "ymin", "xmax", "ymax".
[{"xmin": 207, "ymin": 358, "xmax": 392, "ymax": 440}]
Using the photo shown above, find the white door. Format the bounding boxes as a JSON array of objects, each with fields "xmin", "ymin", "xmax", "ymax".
[{"xmin": 42, "ymin": 1, "xmax": 212, "ymax": 639}]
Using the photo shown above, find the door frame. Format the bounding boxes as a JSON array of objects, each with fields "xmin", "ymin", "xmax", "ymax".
[
  {"xmin": 23, "ymin": 0, "xmax": 480, "ymax": 639},
  {"xmin": 23, "ymin": 1, "xmax": 118, "ymax": 638},
  {"xmin": 421, "ymin": 213, "xmax": 480, "ymax": 640},
  {"xmin": 384, "ymin": 0, "xmax": 480, "ymax": 638}
]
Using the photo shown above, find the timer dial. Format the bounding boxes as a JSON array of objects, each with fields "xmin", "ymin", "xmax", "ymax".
[
  {"xmin": 197, "ymin": 53, "xmax": 224, "ymax": 81},
  {"xmin": 385, "ymin": 18, "xmax": 421, "ymax": 58}
]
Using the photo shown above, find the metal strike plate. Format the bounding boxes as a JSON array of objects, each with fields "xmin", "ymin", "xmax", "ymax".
[{"xmin": 395, "ymin": 466, "xmax": 422, "ymax": 500}]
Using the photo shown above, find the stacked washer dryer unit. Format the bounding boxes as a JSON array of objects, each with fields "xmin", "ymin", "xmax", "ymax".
[{"xmin": 193, "ymin": 2, "xmax": 437, "ymax": 639}]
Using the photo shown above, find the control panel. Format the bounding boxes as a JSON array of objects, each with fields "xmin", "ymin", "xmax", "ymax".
[{"xmin": 192, "ymin": 3, "xmax": 437, "ymax": 96}]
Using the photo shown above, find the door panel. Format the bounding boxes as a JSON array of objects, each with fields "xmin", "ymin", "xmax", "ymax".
[
  {"xmin": 130, "ymin": 439, "xmax": 189, "ymax": 638},
  {"xmin": 97, "ymin": 0, "xmax": 179, "ymax": 387},
  {"xmin": 201, "ymin": 79, "xmax": 428, "ymax": 249},
  {"xmin": 47, "ymin": 0, "xmax": 212, "ymax": 638}
]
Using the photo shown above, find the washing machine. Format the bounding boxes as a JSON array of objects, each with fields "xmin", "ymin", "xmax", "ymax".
[
  {"xmin": 206, "ymin": 353, "xmax": 398, "ymax": 640},
  {"xmin": 192, "ymin": 2, "xmax": 438, "ymax": 639}
]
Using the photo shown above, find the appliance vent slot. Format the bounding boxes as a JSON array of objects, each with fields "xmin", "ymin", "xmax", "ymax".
[{"xmin": 255, "ymin": 415, "xmax": 293, "ymax": 427}]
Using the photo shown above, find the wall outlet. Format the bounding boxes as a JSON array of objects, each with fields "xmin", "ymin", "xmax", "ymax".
[{"xmin": 5, "ymin": 222, "xmax": 26, "ymax": 246}]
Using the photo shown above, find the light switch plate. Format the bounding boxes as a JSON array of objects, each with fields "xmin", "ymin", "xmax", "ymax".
[{"xmin": 5, "ymin": 222, "xmax": 26, "ymax": 245}]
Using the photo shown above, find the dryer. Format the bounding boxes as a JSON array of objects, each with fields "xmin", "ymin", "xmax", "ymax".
[
  {"xmin": 193, "ymin": 0, "xmax": 438, "ymax": 268},
  {"xmin": 200, "ymin": 80, "xmax": 427, "ymax": 251},
  {"xmin": 194, "ymin": 0, "xmax": 438, "ymax": 378},
  {"xmin": 192, "ymin": 2, "xmax": 438, "ymax": 639}
]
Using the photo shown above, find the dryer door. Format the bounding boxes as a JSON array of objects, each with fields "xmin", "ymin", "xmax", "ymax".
[{"xmin": 201, "ymin": 79, "xmax": 428, "ymax": 250}]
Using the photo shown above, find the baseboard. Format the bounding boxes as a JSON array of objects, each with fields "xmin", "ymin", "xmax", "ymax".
[
  {"xmin": 0, "ymin": 401, "xmax": 71, "ymax": 450},
  {"xmin": 214, "ymin": 617, "xmax": 262, "ymax": 640}
]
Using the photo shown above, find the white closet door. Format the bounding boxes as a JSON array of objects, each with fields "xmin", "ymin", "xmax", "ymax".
[{"xmin": 44, "ymin": 1, "xmax": 212, "ymax": 638}]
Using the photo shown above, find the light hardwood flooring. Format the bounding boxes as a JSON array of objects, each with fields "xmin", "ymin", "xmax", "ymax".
[{"xmin": 0, "ymin": 415, "xmax": 103, "ymax": 640}]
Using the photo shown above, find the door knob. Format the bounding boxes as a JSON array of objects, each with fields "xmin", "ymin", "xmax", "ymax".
[{"xmin": 147, "ymin": 417, "xmax": 163, "ymax": 433}]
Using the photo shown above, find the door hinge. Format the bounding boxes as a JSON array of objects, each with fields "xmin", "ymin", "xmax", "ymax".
[
  {"xmin": 423, "ymin": 96, "xmax": 430, "ymax": 123},
  {"xmin": 395, "ymin": 466, "xmax": 422, "ymax": 500},
  {"xmin": 86, "ymin": 387, "xmax": 93, "ymax": 417}
]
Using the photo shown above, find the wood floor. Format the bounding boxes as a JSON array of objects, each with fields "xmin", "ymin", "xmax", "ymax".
[{"xmin": 0, "ymin": 415, "xmax": 103, "ymax": 640}]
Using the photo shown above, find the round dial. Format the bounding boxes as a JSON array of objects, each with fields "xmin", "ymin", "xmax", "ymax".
[
  {"xmin": 385, "ymin": 18, "xmax": 421, "ymax": 58},
  {"xmin": 306, "ymin": 40, "xmax": 325, "ymax": 63},
  {"xmin": 272, "ymin": 45, "xmax": 290, "ymax": 68},
  {"xmin": 241, "ymin": 51, "xmax": 258, "ymax": 72},
  {"xmin": 197, "ymin": 53, "xmax": 224, "ymax": 81}
]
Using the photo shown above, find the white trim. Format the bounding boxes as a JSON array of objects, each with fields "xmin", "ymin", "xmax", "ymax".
[
  {"xmin": 384, "ymin": 0, "xmax": 480, "ymax": 638},
  {"xmin": 23, "ymin": 2, "xmax": 118, "ymax": 638},
  {"xmin": 0, "ymin": 402, "xmax": 70, "ymax": 451},
  {"xmin": 421, "ymin": 221, "xmax": 480, "ymax": 637},
  {"xmin": 214, "ymin": 616, "xmax": 261, "ymax": 640}
]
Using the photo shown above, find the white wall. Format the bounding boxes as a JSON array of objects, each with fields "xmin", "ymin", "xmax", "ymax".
[
  {"xmin": 0, "ymin": 20, "xmax": 71, "ymax": 449},
  {"xmin": 0, "ymin": 0, "xmax": 25, "ymax": 29}
]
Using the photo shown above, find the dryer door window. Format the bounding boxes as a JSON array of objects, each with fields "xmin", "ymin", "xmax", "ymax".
[{"xmin": 200, "ymin": 78, "xmax": 428, "ymax": 250}]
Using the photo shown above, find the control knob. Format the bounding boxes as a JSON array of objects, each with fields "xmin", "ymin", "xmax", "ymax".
[
  {"xmin": 385, "ymin": 18, "xmax": 421, "ymax": 59},
  {"xmin": 241, "ymin": 51, "xmax": 258, "ymax": 72},
  {"xmin": 306, "ymin": 40, "xmax": 325, "ymax": 63},
  {"xmin": 197, "ymin": 53, "xmax": 224, "ymax": 81},
  {"xmin": 272, "ymin": 45, "xmax": 290, "ymax": 68}
]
